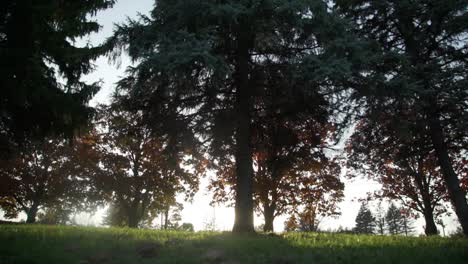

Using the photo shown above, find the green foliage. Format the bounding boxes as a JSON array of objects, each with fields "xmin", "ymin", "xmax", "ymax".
[
  {"xmin": 92, "ymin": 99, "xmax": 202, "ymax": 228},
  {"xmin": 0, "ymin": 225, "xmax": 467, "ymax": 264},
  {"xmin": 178, "ymin": 223, "xmax": 194, "ymax": 232},
  {"xmin": 354, "ymin": 202, "xmax": 376, "ymax": 234},
  {"xmin": 386, "ymin": 203, "xmax": 415, "ymax": 236},
  {"xmin": 337, "ymin": 0, "xmax": 468, "ymax": 234},
  {"xmin": 36, "ymin": 205, "xmax": 72, "ymax": 225},
  {"xmin": 0, "ymin": 0, "xmax": 115, "ymax": 152},
  {"xmin": 0, "ymin": 137, "xmax": 99, "ymax": 223},
  {"xmin": 109, "ymin": 0, "xmax": 368, "ymax": 232}
]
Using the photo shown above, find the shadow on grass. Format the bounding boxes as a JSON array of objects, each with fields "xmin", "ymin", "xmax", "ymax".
[{"xmin": 0, "ymin": 225, "xmax": 467, "ymax": 264}]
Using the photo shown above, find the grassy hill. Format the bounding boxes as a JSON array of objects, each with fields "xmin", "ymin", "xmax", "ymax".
[{"xmin": 0, "ymin": 225, "xmax": 466, "ymax": 264}]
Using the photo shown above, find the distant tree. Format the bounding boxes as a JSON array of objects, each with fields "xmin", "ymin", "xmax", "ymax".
[
  {"xmin": 159, "ymin": 202, "xmax": 184, "ymax": 230},
  {"xmin": 0, "ymin": 137, "xmax": 97, "ymax": 223},
  {"xmin": 385, "ymin": 203, "xmax": 406, "ymax": 235},
  {"xmin": 297, "ymin": 205, "xmax": 322, "ymax": 232},
  {"xmin": 102, "ymin": 203, "xmax": 127, "ymax": 227},
  {"xmin": 179, "ymin": 223, "xmax": 194, "ymax": 232},
  {"xmin": 385, "ymin": 204, "xmax": 416, "ymax": 236},
  {"xmin": 401, "ymin": 208, "xmax": 415, "ymax": 236},
  {"xmin": 436, "ymin": 219, "xmax": 446, "ymax": 237},
  {"xmin": 94, "ymin": 100, "xmax": 202, "ymax": 228},
  {"xmin": 337, "ymin": 0, "xmax": 468, "ymax": 235},
  {"xmin": 354, "ymin": 202, "xmax": 375, "ymax": 234},
  {"xmin": 375, "ymin": 201, "xmax": 386, "ymax": 235},
  {"xmin": 202, "ymin": 207, "xmax": 217, "ymax": 231},
  {"xmin": 284, "ymin": 214, "xmax": 299, "ymax": 232},
  {"xmin": 37, "ymin": 204, "xmax": 72, "ymax": 225},
  {"xmin": 0, "ymin": 0, "xmax": 115, "ymax": 155}
]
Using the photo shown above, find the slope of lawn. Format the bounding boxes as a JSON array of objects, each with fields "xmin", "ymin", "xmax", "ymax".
[{"xmin": 0, "ymin": 224, "xmax": 466, "ymax": 264}]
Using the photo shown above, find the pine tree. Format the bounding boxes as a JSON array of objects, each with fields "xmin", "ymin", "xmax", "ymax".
[
  {"xmin": 401, "ymin": 209, "xmax": 415, "ymax": 236},
  {"xmin": 375, "ymin": 201, "xmax": 386, "ymax": 235},
  {"xmin": 385, "ymin": 203, "xmax": 404, "ymax": 235},
  {"xmin": 0, "ymin": 0, "xmax": 115, "ymax": 155},
  {"xmin": 337, "ymin": 0, "xmax": 468, "ymax": 236},
  {"xmin": 109, "ymin": 0, "xmax": 365, "ymax": 233},
  {"xmin": 354, "ymin": 202, "xmax": 376, "ymax": 234}
]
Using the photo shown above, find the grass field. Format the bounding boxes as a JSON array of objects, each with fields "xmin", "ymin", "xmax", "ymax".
[{"xmin": 0, "ymin": 225, "xmax": 466, "ymax": 264}]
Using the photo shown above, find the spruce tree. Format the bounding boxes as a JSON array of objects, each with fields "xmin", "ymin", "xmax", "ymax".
[
  {"xmin": 386, "ymin": 203, "xmax": 405, "ymax": 235},
  {"xmin": 0, "ymin": 0, "xmax": 115, "ymax": 153},
  {"xmin": 337, "ymin": 0, "xmax": 468, "ymax": 235},
  {"xmin": 401, "ymin": 209, "xmax": 415, "ymax": 236},
  {"xmin": 375, "ymin": 201, "xmax": 386, "ymax": 235},
  {"xmin": 354, "ymin": 202, "xmax": 376, "ymax": 234},
  {"xmin": 110, "ymin": 0, "xmax": 365, "ymax": 233}
]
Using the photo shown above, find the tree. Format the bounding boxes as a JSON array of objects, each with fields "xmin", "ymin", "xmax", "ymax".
[
  {"xmin": 401, "ymin": 208, "xmax": 415, "ymax": 236},
  {"xmin": 337, "ymin": 0, "xmax": 468, "ymax": 235},
  {"xmin": 110, "ymin": 0, "xmax": 365, "ymax": 233},
  {"xmin": 0, "ymin": 0, "xmax": 115, "ymax": 155},
  {"xmin": 37, "ymin": 204, "xmax": 73, "ymax": 225},
  {"xmin": 375, "ymin": 201, "xmax": 386, "ymax": 235},
  {"xmin": 0, "ymin": 136, "xmax": 97, "ymax": 223},
  {"xmin": 93, "ymin": 100, "xmax": 202, "ymax": 228},
  {"xmin": 385, "ymin": 203, "xmax": 405, "ymax": 235},
  {"xmin": 347, "ymin": 117, "xmax": 449, "ymax": 235},
  {"xmin": 102, "ymin": 203, "xmax": 128, "ymax": 227},
  {"xmin": 159, "ymin": 202, "xmax": 184, "ymax": 230},
  {"xmin": 179, "ymin": 223, "xmax": 194, "ymax": 232},
  {"xmin": 284, "ymin": 214, "xmax": 299, "ymax": 232},
  {"xmin": 354, "ymin": 202, "xmax": 375, "ymax": 234},
  {"xmin": 210, "ymin": 119, "xmax": 345, "ymax": 232},
  {"xmin": 287, "ymin": 205, "xmax": 323, "ymax": 232}
]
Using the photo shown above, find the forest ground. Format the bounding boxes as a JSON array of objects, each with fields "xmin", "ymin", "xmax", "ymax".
[{"xmin": 0, "ymin": 224, "xmax": 466, "ymax": 264}]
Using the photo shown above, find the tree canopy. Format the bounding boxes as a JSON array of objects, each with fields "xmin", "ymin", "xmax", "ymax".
[{"xmin": 0, "ymin": 0, "xmax": 115, "ymax": 155}]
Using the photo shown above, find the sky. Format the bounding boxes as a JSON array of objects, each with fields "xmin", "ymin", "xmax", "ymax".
[{"xmin": 2, "ymin": 0, "xmax": 460, "ymax": 235}]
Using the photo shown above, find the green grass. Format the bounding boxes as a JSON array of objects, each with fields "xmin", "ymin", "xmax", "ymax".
[{"xmin": 0, "ymin": 225, "xmax": 466, "ymax": 264}]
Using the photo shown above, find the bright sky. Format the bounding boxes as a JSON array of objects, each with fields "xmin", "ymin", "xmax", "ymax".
[{"xmin": 3, "ymin": 0, "xmax": 460, "ymax": 235}]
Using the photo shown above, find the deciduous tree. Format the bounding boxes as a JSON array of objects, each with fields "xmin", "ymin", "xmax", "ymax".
[
  {"xmin": 94, "ymin": 99, "xmax": 202, "ymax": 228},
  {"xmin": 337, "ymin": 0, "xmax": 468, "ymax": 235},
  {"xmin": 0, "ymin": 136, "xmax": 98, "ymax": 223}
]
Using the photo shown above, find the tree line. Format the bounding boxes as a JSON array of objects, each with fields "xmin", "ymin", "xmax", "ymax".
[{"xmin": 0, "ymin": 0, "xmax": 466, "ymax": 235}]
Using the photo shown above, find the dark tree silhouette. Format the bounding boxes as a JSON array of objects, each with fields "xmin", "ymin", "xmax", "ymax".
[
  {"xmin": 93, "ymin": 99, "xmax": 202, "ymax": 228},
  {"xmin": 347, "ymin": 118, "xmax": 451, "ymax": 235},
  {"xmin": 0, "ymin": 136, "xmax": 98, "ymax": 223},
  {"xmin": 109, "ymin": 0, "xmax": 365, "ymax": 233},
  {"xmin": 0, "ymin": 0, "xmax": 115, "ymax": 155},
  {"xmin": 354, "ymin": 202, "xmax": 376, "ymax": 234},
  {"xmin": 337, "ymin": 0, "xmax": 468, "ymax": 235}
]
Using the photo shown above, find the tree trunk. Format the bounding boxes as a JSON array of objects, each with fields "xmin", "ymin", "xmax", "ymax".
[
  {"xmin": 164, "ymin": 207, "xmax": 169, "ymax": 230},
  {"xmin": 263, "ymin": 205, "xmax": 275, "ymax": 232},
  {"xmin": 412, "ymin": 167, "xmax": 438, "ymax": 236},
  {"xmin": 428, "ymin": 114, "xmax": 468, "ymax": 236},
  {"xmin": 232, "ymin": 30, "xmax": 255, "ymax": 234},
  {"xmin": 26, "ymin": 204, "xmax": 38, "ymax": 224},
  {"xmin": 127, "ymin": 207, "xmax": 139, "ymax": 228},
  {"xmin": 422, "ymin": 209, "xmax": 438, "ymax": 236}
]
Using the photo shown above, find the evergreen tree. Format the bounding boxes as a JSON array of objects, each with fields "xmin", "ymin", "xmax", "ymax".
[
  {"xmin": 110, "ymin": 0, "xmax": 366, "ymax": 233},
  {"xmin": 401, "ymin": 208, "xmax": 415, "ymax": 236},
  {"xmin": 354, "ymin": 202, "xmax": 376, "ymax": 234},
  {"xmin": 385, "ymin": 203, "xmax": 405, "ymax": 235},
  {"xmin": 375, "ymin": 201, "xmax": 386, "ymax": 235},
  {"xmin": 337, "ymin": 0, "xmax": 468, "ymax": 235},
  {"xmin": 0, "ymin": 0, "xmax": 115, "ymax": 154}
]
